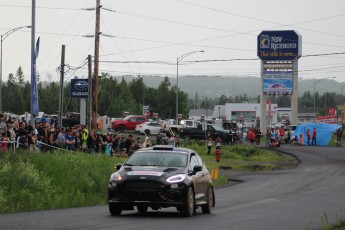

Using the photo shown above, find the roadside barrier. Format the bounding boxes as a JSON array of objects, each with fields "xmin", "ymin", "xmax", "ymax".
[{"xmin": 210, "ymin": 168, "xmax": 219, "ymax": 180}]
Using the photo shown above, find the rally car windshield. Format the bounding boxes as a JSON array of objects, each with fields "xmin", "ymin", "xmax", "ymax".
[{"xmin": 125, "ymin": 152, "xmax": 187, "ymax": 167}]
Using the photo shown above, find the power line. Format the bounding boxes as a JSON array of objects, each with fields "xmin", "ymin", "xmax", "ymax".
[{"xmin": 175, "ymin": 0, "xmax": 345, "ymax": 38}]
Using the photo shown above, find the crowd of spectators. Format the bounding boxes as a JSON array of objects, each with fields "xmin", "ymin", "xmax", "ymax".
[{"xmin": 0, "ymin": 113, "xmax": 183, "ymax": 157}]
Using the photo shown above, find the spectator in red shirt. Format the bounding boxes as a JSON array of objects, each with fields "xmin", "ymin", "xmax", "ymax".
[
  {"xmin": 307, "ymin": 129, "xmax": 311, "ymax": 146},
  {"xmin": 279, "ymin": 127, "xmax": 285, "ymax": 143},
  {"xmin": 312, "ymin": 128, "xmax": 317, "ymax": 146},
  {"xmin": 249, "ymin": 129, "xmax": 255, "ymax": 146}
]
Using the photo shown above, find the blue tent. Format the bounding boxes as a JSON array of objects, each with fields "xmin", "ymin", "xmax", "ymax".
[{"xmin": 293, "ymin": 123, "xmax": 341, "ymax": 146}]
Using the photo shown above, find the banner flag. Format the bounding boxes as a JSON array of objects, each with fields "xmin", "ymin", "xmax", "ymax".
[{"xmin": 32, "ymin": 36, "xmax": 40, "ymax": 117}]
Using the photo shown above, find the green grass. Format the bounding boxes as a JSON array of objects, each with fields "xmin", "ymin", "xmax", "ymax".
[
  {"xmin": 0, "ymin": 143, "xmax": 295, "ymax": 213},
  {"xmin": 0, "ymin": 151, "xmax": 124, "ymax": 213},
  {"xmin": 305, "ymin": 213, "xmax": 345, "ymax": 230}
]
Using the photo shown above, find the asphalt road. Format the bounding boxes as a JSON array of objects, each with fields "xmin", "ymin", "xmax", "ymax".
[{"xmin": 1, "ymin": 145, "xmax": 344, "ymax": 230}]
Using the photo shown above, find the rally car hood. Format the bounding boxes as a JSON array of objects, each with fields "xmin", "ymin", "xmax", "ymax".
[{"xmin": 119, "ymin": 166, "xmax": 186, "ymax": 179}]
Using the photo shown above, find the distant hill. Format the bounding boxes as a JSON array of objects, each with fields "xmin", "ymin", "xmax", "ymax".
[{"xmin": 111, "ymin": 75, "xmax": 340, "ymax": 98}]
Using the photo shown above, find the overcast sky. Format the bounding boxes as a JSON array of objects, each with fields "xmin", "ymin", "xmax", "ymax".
[{"xmin": 1, "ymin": 0, "xmax": 345, "ymax": 90}]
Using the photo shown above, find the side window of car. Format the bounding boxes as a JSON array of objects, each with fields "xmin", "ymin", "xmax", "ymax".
[
  {"xmin": 189, "ymin": 155, "xmax": 198, "ymax": 170},
  {"xmin": 195, "ymin": 154, "xmax": 203, "ymax": 167}
]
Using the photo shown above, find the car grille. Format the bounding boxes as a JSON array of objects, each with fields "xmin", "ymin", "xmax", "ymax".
[{"xmin": 124, "ymin": 180, "xmax": 165, "ymax": 191}]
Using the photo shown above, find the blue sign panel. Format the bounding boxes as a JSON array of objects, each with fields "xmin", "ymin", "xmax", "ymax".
[
  {"xmin": 71, "ymin": 79, "xmax": 88, "ymax": 98},
  {"xmin": 263, "ymin": 70, "xmax": 293, "ymax": 94},
  {"xmin": 257, "ymin": 30, "xmax": 301, "ymax": 61}
]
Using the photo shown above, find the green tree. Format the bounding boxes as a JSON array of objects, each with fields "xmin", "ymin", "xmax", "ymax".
[{"xmin": 16, "ymin": 66, "xmax": 25, "ymax": 86}]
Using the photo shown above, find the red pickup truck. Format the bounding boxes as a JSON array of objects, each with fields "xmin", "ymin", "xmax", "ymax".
[{"xmin": 111, "ymin": 115, "xmax": 148, "ymax": 132}]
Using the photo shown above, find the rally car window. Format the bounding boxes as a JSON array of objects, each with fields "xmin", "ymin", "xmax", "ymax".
[
  {"xmin": 195, "ymin": 154, "xmax": 203, "ymax": 167},
  {"xmin": 189, "ymin": 155, "xmax": 198, "ymax": 170}
]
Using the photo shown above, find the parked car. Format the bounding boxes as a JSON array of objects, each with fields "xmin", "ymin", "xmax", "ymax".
[
  {"xmin": 108, "ymin": 145, "xmax": 215, "ymax": 217},
  {"xmin": 62, "ymin": 112, "xmax": 80, "ymax": 128},
  {"xmin": 179, "ymin": 123, "xmax": 232, "ymax": 143},
  {"xmin": 111, "ymin": 115, "xmax": 148, "ymax": 132},
  {"xmin": 136, "ymin": 121, "xmax": 164, "ymax": 135},
  {"xmin": 161, "ymin": 119, "xmax": 200, "ymax": 135}
]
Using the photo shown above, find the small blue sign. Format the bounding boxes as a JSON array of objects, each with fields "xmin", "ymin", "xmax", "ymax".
[
  {"xmin": 71, "ymin": 79, "xmax": 88, "ymax": 98},
  {"xmin": 257, "ymin": 30, "xmax": 302, "ymax": 61}
]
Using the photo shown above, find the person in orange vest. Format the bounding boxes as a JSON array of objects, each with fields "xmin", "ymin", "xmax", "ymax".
[
  {"xmin": 299, "ymin": 133, "xmax": 304, "ymax": 146},
  {"xmin": 307, "ymin": 129, "xmax": 311, "ymax": 146}
]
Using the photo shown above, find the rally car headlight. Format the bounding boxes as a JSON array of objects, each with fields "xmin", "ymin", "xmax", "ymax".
[
  {"xmin": 110, "ymin": 172, "xmax": 123, "ymax": 181},
  {"xmin": 166, "ymin": 174, "xmax": 186, "ymax": 183}
]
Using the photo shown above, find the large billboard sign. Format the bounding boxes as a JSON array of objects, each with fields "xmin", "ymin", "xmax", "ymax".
[
  {"xmin": 71, "ymin": 79, "xmax": 88, "ymax": 98},
  {"xmin": 257, "ymin": 30, "xmax": 302, "ymax": 61},
  {"xmin": 263, "ymin": 70, "xmax": 293, "ymax": 94}
]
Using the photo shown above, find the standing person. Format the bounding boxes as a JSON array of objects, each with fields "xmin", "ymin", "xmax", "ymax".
[
  {"xmin": 312, "ymin": 127, "xmax": 317, "ymax": 146},
  {"xmin": 336, "ymin": 128, "xmax": 343, "ymax": 147},
  {"xmin": 215, "ymin": 147, "xmax": 221, "ymax": 162},
  {"xmin": 215, "ymin": 136, "xmax": 222, "ymax": 150},
  {"xmin": 207, "ymin": 136, "xmax": 213, "ymax": 155},
  {"xmin": 307, "ymin": 129, "xmax": 311, "ymax": 146},
  {"xmin": 87, "ymin": 130, "xmax": 97, "ymax": 153},
  {"xmin": 249, "ymin": 129, "xmax": 255, "ymax": 146},
  {"xmin": 125, "ymin": 134, "xmax": 134, "ymax": 155},
  {"xmin": 1, "ymin": 132, "xmax": 10, "ymax": 152},
  {"xmin": 49, "ymin": 128, "xmax": 59, "ymax": 149},
  {"xmin": 265, "ymin": 128, "xmax": 271, "ymax": 147},
  {"xmin": 156, "ymin": 133, "xmax": 162, "ymax": 145},
  {"xmin": 299, "ymin": 133, "xmax": 304, "ymax": 146},
  {"xmin": 57, "ymin": 128, "xmax": 66, "ymax": 149},
  {"xmin": 170, "ymin": 134, "xmax": 175, "ymax": 147},
  {"xmin": 7, "ymin": 123, "xmax": 16, "ymax": 151},
  {"xmin": 0, "ymin": 113, "xmax": 7, "ymax": 136},
  {"xmin": 65, "ymin": 129, "xmax": 76, "ymax": 151},
  {"xmin": 255, "ymin": 129, "xmax": 262, "ymax": 147},
  {"xmin": 279, "ymin": 127, "xmax": 285, "ymax": 144},
  {"xmin": 143, "ymin": 137, "xmax": 151, "ymax": 147},
  {"xmin": 174, "ymin": 135, "xmax": 179, "ymax": 147}
]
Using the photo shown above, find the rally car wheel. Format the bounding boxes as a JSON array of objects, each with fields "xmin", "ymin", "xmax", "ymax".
[
  {"xmin": 181, "ymin": 187, "xmax": 195, "ymax": 217},
  {"xmin": 109, "ymin": 203, "xmax": 122, "ymax": 216},
  {"xmin": 202, "ymin": 187, "xmax": 214, "ymax": 214},
  {"xmin": 137, "ymin": 205, "xmax": 148, "ymax": 214}
]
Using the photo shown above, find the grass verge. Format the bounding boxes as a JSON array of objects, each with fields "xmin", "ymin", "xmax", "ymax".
[{"xmin": 0, "ymin": 143, "xmax": 295, "ymax": 213}]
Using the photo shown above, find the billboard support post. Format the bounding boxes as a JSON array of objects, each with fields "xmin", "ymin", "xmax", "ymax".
[{"xmin": 258, "ymin": 30, "xmax": 302, "ymax": 132}]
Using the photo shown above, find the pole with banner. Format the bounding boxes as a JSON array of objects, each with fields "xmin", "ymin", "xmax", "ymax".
[{"xmin": 32, "ymin": 37, "xmax": 40, "ymax": 118}]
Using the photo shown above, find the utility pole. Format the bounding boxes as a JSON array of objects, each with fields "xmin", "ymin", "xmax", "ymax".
[
  {"xmin": 92, "ymin": 0, "xmax": 101, "ymax": 129},
  {"xmin": 58, "ymin": 45, "xmax": 65, "ymax": 128},
  {"xmin": 30, "ymin": 0, "xmax": 36, "ymax": 128},
  {"xmin": 87, "ymin": 55, "xmax": 92, "ymax": 131}
]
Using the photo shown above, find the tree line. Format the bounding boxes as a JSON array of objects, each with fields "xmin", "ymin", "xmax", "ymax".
[{"xmin": 3, "ymin": 66, "xmax": 342, "ymax": 118}]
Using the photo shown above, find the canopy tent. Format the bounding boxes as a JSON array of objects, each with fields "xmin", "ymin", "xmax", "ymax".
[{"xmin": 292, "ymin": 123, "xmax": 342, "ymax": 146}]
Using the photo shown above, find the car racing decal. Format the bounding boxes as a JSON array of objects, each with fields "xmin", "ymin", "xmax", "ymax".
[{"xmin": 127, "ymin": 171, "xmax": 164, "ymax": 176}]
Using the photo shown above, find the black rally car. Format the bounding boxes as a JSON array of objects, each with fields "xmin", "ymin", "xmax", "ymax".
[{"xmin": 108, "ymin": 145, "xmax": 215, "ymax": 217}]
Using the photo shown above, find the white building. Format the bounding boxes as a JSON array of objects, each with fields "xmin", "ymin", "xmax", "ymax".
[{"xmin": 224, "ymin": 103, "xmax": 278, "ymax": 127}]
